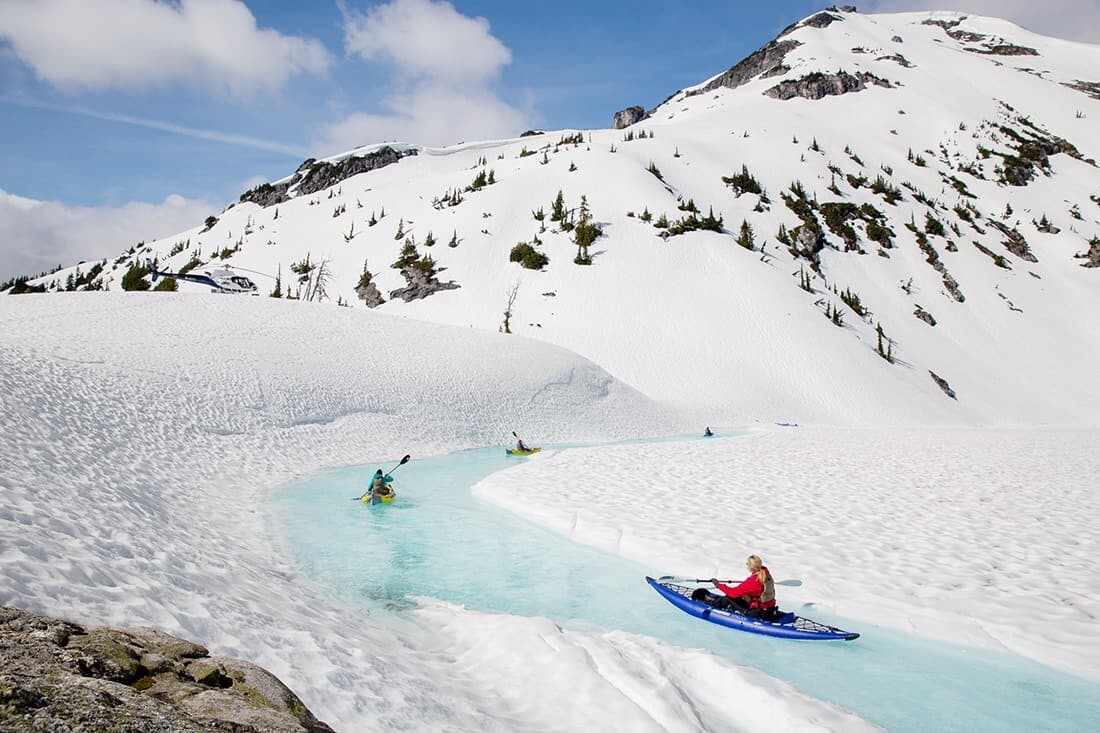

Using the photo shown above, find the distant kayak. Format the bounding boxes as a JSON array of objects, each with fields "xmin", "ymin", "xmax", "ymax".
[
  {"xmin": 506, "ymin": 447, "xmax": 542, "ymax": 456},
  {"xmin": 646, "ymin": 577, "xmax": 859, "ymax": 641}
]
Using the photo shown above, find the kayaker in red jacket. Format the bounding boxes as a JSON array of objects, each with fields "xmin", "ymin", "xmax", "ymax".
[{"xmin": 693, "ymin": 554, "xmax": 780, "ymax": 619}]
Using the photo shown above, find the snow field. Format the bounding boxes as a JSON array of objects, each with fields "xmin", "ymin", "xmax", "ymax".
[
  {"xmin": 1, "ymin": 294, "xmax": 879, "ymax": 731},
  {"xmin": 472, "ymin": 428, "xmax": 1100, "ymax": 681}
]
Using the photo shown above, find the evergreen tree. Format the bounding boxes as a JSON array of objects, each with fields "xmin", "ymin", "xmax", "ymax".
[
  {"xmin": 551, "ymin": 190, "xmax": 566, "ymax": 222},
  {"xmin": 573, "ymin": 195, "xmax": 601, "ymax": 265},
  {"xmin": 736, "ymin": 220, "xmax": 756, "ymax": 250}
]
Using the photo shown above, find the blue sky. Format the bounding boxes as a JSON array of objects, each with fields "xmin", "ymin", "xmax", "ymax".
[{"xmin": 1, "ymin": 0, "xmax": 1098, "ymax": 281}]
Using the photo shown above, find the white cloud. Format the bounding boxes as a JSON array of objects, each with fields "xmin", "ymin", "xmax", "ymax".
[
  {"xmin": 317, "ymin": 83, "xmax": 531, "ymax": 151},
  {"xmin": 237, "ymin": 175, "xmax": 269, "ymax": 194},
  {"xmin": 0, "ymin": 190, "xmax": 214, "ymax": 282},
  {"xmin": 864, "ymin": 0, "xmax": 1100, "ymax": 44},
  {"xmin": 343, "ymin": 0, "xmax": 510, "ymax": 83},
  {"xmin": 0, "ymin": 0, "xmax": 331, "ymax": 96},
  {"xmin": 322, "ymin": 0, "xmax": 531, "ymax": 151}
]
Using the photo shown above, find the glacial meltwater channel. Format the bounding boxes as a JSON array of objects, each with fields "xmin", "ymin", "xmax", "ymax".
[{"xmin": 273, "ymin": 441, "xmax": 1100, "ymax": 732}]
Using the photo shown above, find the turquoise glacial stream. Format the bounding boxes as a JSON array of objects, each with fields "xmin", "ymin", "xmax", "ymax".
[{"xmin": 273, "ymin": 441, "xmax": 1100, "ymax": 732}]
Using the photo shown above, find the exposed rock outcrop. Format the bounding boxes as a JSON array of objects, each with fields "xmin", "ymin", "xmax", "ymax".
[
  {"xmin": 613, "ymin": 106, "xmax": 646, "ymax": 129},
  {"xmin": 877, "ymin": 53, "xmax": 914, "ymax": 68},
  {"xmin": 914, "ymin": 306, "xmax": 937, "ymax": 326},
  {"xmin": 697, "ymin": 40, "xmax": 802, "ymax": 94},
  {"xmin": 240, "ymin": 146, "xmax": 416, "ymax": 208},
  {"xmin": 0, "ymin": 605, "xmax": 334, "ymax": 733},
  {"xmin": 790, "ymin": 226, "xmax": 826, "ymax": 266},
  {"xmin": 988, "ymin": 221, "xmax": 1038, "ymax": 262},
  {"xmin": 765, "ymin": 70, "xmax": 891, "ymax": 100},
  {"xmin": 355, "ymin": 279, "xmax": 386, "ymax": 308},
  {"xmin": 1075, "ymin": 237, "xmax": 1100, "ymax": 268},
  {"xmin": 922, "ymin": 18, "xmax": 964, "ymax": 32},
  {"xmin": 915, "ymin": 236, "xmax": 966, "ymax": 302},
  {"xmin": 390, "ymin": 265, "xmax": 460, "ymax": 302},
  {"xmin": 1063, "ymin": 80, "xmax": 1100, "ymax": 100},
  {"xmin": 929, "ymin": 371, "xmax": 958, "ymax": 400},
  {"xmin": 801, "ymin": 11, "xmax": 842, "ymax": 30},
  {"xmin": 973, "ymin": 43, "xmax": 1039, "ymax": 56}
]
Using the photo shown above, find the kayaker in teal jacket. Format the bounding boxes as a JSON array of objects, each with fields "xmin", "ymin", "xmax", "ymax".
[{"xmin": 365, "ymin": 469, "xmax": 394, "ymax": 504}]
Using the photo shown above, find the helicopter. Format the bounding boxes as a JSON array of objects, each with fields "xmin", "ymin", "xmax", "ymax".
[{"xmin": 148, "ymin": 259, "xmax": 259, "ymax": 294}]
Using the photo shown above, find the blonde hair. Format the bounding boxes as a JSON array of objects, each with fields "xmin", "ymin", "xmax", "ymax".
[{"xmin": 746, "ymin": 555, "xmax": 767, "ymax": 585}]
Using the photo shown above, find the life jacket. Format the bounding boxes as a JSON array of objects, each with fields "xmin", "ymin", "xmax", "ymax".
[{"xmin": 760, "ymin": 570, "xmax": 776, "ymax": 605}]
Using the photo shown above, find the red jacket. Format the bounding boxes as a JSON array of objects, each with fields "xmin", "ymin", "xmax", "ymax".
[{"xmin": 715, "ymin": 569, "xmax": 776, "ymax": 609}]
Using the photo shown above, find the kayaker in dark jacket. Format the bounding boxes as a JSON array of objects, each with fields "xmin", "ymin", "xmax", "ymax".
[{"xmin": 515, "ymin": 438, "xmax": 529, "ymax": 452}]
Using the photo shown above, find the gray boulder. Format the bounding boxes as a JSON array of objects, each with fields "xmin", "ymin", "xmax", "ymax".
[
  {"xmin": 356, "ymin": 279, "xmax": 386, "ymax": 308},
  {"xmin": 0, "ymin": 605, "xmax": 334, "ymax": 733},
  {"xmin": 613, "ymin": 106, "xmax": 646, "ymax": 129}
]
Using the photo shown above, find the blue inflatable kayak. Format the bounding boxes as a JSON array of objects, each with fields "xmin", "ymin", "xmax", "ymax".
[{"xmin": 646, "ymin": 577, "xmax": 859, "ymax": 641}]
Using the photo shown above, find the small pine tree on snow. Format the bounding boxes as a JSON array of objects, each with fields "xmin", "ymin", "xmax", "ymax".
[
  {"xmin": 121, "ymin": 262, "xmax": 151, "ymax": 291},
  {"xmin": 776, "ymin": 224, "xmax": 791, "ymax": 246},
  {"xmin": 573, "ymin": 195, "xmax": 601, "ymax": 265},
  {"xmin": 424, "ymin": 231, "xmax": 436, "ymax": 247},
  {"xmin": 551, "ymin": 190, "xmax": 566, "ymax": 222},
  {"xmin": 510, "ymin": 242, "xmax": 550, "ymax": 270},
  {"xmin": 798, "ymin": 266, "xmax": 813, "ymax": 292},
  {"xmin": 271, "ymin": 264, "xmax": 282, "ymax": 298},
  {"xmin": 736, "ymin": 220, "xmax": 756, "ymax": 250},
  {"xmin": 393, "ymin": 242, "xmax": 419, "ymax": 269},
  {"xmin": 448, "ymin": 230, "xmax": 459, "ymax": 248},
  {"xmin": 394, "ymin": 218, "xmax": 405, "ymax": 240},
  {"xmin": 924, "ymin": 213, "xmax": 945, "ymax": 237},
  {"xmin": 876, "ymin": 322, "xmax": 892, "ymax": 361}
]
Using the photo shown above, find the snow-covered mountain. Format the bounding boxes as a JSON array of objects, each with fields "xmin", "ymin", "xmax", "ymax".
[{"xmin": 16, "ymin": 7, "xmax": 1100, "ymax": 426}]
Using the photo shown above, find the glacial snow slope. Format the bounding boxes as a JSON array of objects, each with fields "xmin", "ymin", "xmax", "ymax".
[
  {"xmin": 19, "ymin": 8, "xmax": 1100, "ymax": 425},
  {"xmin": 1, "ymin": 295, "xmax": 886, "ymax": 732}
]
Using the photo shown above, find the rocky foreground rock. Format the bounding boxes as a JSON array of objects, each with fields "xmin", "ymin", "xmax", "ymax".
[{"xmin": 0, "ymin": 606, "xmax": 334, "ymax": 732}]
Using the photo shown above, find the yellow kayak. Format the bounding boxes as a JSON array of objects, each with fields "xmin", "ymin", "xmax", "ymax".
[
  {"xmin": 506, "ymin": 447, "xmax": 542, "ymax": 456},
  {"xmin": 361, "ymin": 484, "xmax": 396, "ymax": 504}
]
